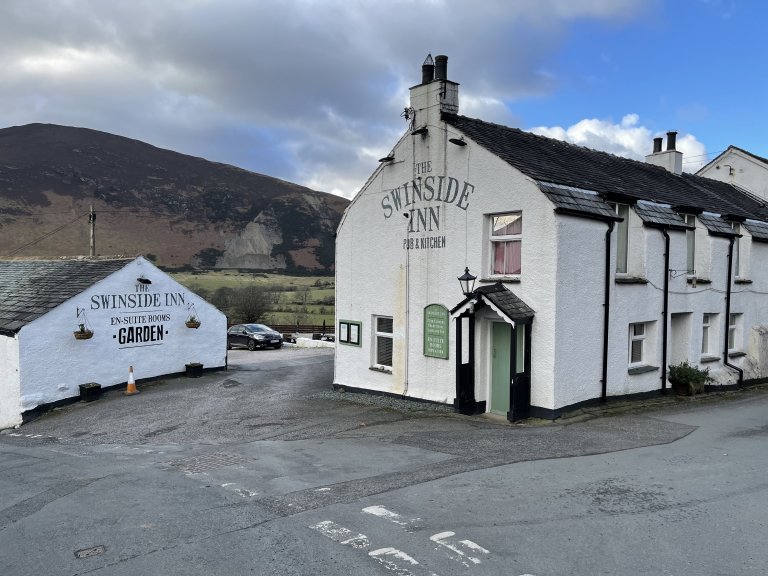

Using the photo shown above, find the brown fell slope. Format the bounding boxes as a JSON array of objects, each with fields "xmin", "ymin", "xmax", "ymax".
[{"xmin": 0, "ymin": 123, "xmax": 348, "ymax": 272}]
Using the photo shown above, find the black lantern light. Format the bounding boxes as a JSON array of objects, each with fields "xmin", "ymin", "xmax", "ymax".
[{"xmin": 458, "ymin": 267, "xmax": 476, "ymax": 297}]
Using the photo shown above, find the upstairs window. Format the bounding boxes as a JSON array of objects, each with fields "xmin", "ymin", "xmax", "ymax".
[
  {"xmin": 685, "ymin": 214, "xmax": 696, "ymax": 274},
  {"xmin": 490, "ymin": 213, "xmax": 522, "ymax": 276},
  {"xmin": 615, "ymin": 204, "xmax": 630, "ymax": 274}
]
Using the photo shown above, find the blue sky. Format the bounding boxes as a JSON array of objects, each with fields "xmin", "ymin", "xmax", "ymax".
[{"xmin": 0, "ymin": 0, "xmax": 765, "ymax": 198}]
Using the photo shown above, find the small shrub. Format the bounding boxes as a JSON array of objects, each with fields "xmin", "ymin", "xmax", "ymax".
[{"xmin": 668, "ymin": 361, "xmax": 711, "ymax": 396}]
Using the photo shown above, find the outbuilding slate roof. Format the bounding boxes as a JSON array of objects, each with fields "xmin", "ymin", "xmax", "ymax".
[
  {"xmin": 633, "ymin": 201, "xmax": 691, "ymax": 230},
  {"xmin": 0, "ymin": 258, "xmax": 131, "ymax": 335},
  {"xmin": 443, "ymin": 114, "xmax": 768, "ymax": 222},
  {"xmin": 451, "ymin": 282, "xmax": 535, "ymax": 323}
]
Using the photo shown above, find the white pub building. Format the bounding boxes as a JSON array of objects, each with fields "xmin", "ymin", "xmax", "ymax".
[{"xmin": 334, "ymin": 55, "xmax": 768, "ymax": 420}]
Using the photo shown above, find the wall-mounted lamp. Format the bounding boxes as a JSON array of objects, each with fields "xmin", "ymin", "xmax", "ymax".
[
  {"xmin": 379, "ymin": 154, "xmax": 395, "ymax": 163},
  {"xmin": 137, "ymin": 277, "xmax": 152, "ymax": 285},
  {"xmin": 410, "ymin": 126, "xmax": 428, "ymax": 136},
  {"xmin": 457, "ymin": 267, "xmax": 477, "ymax": 297},
  {"xmin": 449, "ymin": 137, "xmax": 467, "ymax": 146}
]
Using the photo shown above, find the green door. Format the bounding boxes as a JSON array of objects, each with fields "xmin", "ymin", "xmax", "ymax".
[{"xmin": 491, "ymin": 322, "xmax": 512, "ymax": 415}]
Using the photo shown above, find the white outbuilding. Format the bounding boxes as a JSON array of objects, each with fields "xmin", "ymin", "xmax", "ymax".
[
  {"xmin": 0, "ymin": 256, "xmax": 226, "ymax": 429},
  {"xmin": 334, "ymin": 54, "xmax": 768, "ymax": 420}
]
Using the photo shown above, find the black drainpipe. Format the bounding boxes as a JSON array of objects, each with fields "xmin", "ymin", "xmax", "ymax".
[
  {"xmin": 660, "ymin": 229, "xmax": 670, "ymax": 394},
  {"xmin": 601, "ymin": 221, "xmax": 615, "ymax": 402},
  {"xmin": 724, "ymin": 237, "xmax": 744, "ymax": 387}
]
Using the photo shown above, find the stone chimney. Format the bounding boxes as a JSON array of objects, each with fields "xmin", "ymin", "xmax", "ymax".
[
  {"xmin": 409, "ymin": 54, "xmax": 460, "ymax": 127},
  {"xmin": 645, "ymin": 131, "xmax": 683, "ymax": 175}
]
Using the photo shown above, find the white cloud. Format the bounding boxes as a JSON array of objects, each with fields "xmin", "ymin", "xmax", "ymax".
[{"xmin": 529, "ymin": 114, "xmax": 707, "ymax": 172}]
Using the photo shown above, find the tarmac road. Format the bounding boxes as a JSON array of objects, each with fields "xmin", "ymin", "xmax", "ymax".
[{"xmin": 2, "ymin": 347, "xmax": 767, "ymax": 575}]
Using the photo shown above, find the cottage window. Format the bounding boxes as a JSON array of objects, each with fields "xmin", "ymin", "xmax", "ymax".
[
  {"xmin": 732, "ymin": 223, "xmax": 742, "ymax": 277},
  {"xmin": 728, "ymin": 313, "xmax": 742, "ymax": 352},
  {"xmin": 685, "ymin": 214, "xmax": 696, "ymax": 274},
  {"xmin": 373, "ymin": 316, "xmax": 393, "ymax": 369},
  {"xmin": 629, "ymin": 322, "xmax": 646, "ymax": 364},
  {"xmin": 701, "ymin": 313, "xmax": 712, "ymax": 355},
  {"xmin": 490, "ymin": 213, "xmax": 522, "ymax": 276},
  {"xmin": 615, "ymin": 204, "xmax": 630, "ymax": 274}
]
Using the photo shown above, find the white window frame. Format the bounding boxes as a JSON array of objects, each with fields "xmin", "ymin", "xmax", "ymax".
[
  {"xmin": 615, "ymin": 203, "xmax": 630, "ymax": 274},
  {"xmin": 629, "ymin": 322, "xmax": 646, "ymax": 365},
  {"xmin": 728, "ymin": 313, "xmax": 742, "ymax": 352},
  {"xmin": 732, "ymin": 223, "xmax": 742, "ymax": 278},
  {"xmin": 489, "ymin": 212, "xmax": 522, "ymax": 277},
  {"xmin": 684, "ymin": 214, "xmax": 696, "ymax": 275},
  {"xmin": 372, "ymin": 315, "xmax": 393, "ymax": 371},
  {"xmin": 701, "ymin": 313, "xmax": 712, "ymax": 355}
]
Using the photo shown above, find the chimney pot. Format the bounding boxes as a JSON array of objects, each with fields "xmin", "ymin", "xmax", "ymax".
[
  {"xmin": 434, "ymin": 55, "xmax": 448, "ymax": 80},
  {"xmin": 421, "ymin": 53, "xmax": 435, "ymax": 84},
  {"xmin": 666, "ymin": 131, "xmax": 678, "ymax": 151},
  {"xmin": 653, "ymin": 137, "xmax": 663, "ymax": 154}
]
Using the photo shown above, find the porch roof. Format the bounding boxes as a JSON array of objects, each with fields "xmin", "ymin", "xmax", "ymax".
[{"xmin": 451, "ymin": 282, "xmax": 535, "ymax": 324}]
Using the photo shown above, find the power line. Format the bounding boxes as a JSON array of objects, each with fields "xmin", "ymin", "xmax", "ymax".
[{"xmin": 5, "ymin": 212, "xmax": 88, "ymax": 257}]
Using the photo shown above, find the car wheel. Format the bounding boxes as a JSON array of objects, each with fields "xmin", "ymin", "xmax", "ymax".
[
  {"xmin": 247, "ymin": 339, "xmax": 256, "ymax": 351},
  {"xmin": 273, "ymin": 344, "xmax": 282, "ymax": 349}
]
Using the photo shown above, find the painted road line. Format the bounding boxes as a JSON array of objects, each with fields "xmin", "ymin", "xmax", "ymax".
[
  {"xmin": 310, "ymin": 520, "xmax": 369, "ymax": 549},
  {"xmin": 368, "ymin": 547, "xmax": 425, "ymax": 576},
  {"xmin": 430, "ymin": 531, "xmax": 489, "ymax": 567},
  {"xmin": 362, "ymin": 505, "xmax": 423, "ymax": 530}
]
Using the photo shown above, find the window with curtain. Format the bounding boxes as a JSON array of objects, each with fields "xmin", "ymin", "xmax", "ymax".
[{"xmin": 490, "ymin": 213, "xmax": 522, "ymax": 276}]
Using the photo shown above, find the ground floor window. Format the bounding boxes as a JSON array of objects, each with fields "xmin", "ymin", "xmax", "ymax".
[
  {"xmin": 728, "ymin": 313, "xmax": 743, "ymax": 352},
  {"xmin": 628, "ymin": 321, "xmax": 657, "ymax": 369},
  {"xmin": 373, "ymin": 316, "xmax": 393, "ymax": 370},
  {"xmin": 701, "ymin": 313, "xmax": 715, "ymax": 356}
]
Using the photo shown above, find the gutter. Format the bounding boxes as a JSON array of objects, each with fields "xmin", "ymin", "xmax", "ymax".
[
  {"xmin": 723, "ymin": 236, "xmax": 744, "ymax": 386},
  {"xmin": 601, "ymin": 221, "xmax": 615, "ymax": 402}
]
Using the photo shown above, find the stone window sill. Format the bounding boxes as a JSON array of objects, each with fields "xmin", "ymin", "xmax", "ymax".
[
  {"xmin": 616, "ymin": 276, "xmax": 648, "ymax": 285},
  {"xmin": 728, "ymin": 350, "xmax": 746, "ymax": 358},
  {"xmin": 481, "ymin": 276, "xmax": 521, "ymax": 284},
  {"xmin": 735, "ymin": 278, "xmax": 752, "ymax": 284},
  {"xmin": 699, "ymin": 355, "xmax": 721, "ymax": 363},
  {"xmin": 688, "ymin": 277, "xmax": 711, "ymax": 285},
  {"xmin": 369, "ymin": 365, "xmax": 392, "ymax": 374},
  {"xmin": 628, "ymin": 364, "xmax": 659, "ymax": 375}
]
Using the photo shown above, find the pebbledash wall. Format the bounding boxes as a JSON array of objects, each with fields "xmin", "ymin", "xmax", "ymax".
[
  {"xmin": 335, "ymin": 55, "xmax": 768, "ymax": 419},
  {"xmin": 1, "ymin": 257, "xmax": 226, "ymax": 428}
]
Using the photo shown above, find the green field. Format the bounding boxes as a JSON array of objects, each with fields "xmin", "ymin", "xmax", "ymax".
[{"xmin": 170, "ymin": 270, "xmax": 335, "ymax": 325}]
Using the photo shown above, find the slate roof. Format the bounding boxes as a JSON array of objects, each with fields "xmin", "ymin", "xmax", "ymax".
[
  {"xmin": 633, "ymin": 201, "xmax": 691, "ymax": 230},
  {"xmin": 697, "ymin": 214, "xmax": 739, "ymax": 238},
  {"xmin": 443, "ymin": 113, "xmax": 768, "ymax": 222},
  {"xmin": 537, "ymin": 182, "xmax": 620, "ymax": 222},
  {"xmin": 451, "ymin": 282, "xmax": 535, "ymax": 322},
  {"xmin": 0, "ymin": 258, "xmax": 131, "ymax": 335},
  {"xmin": 743, "ymin": 219, "xmax": 768, "ymax": 243}
]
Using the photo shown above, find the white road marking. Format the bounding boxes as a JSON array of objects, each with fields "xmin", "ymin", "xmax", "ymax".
[
  {"xmin": 314, "ymin": 487, "xmax": 331, "ymax": 492},
  {"xmin": 310, "ymin": 520, "xmax": 369, "ymax": 549},
  {"xmin": 369, "ymin": 547, "xmax": 420, "ymax": 575},
  {"xmin": 220, "ymin": 483, "xmax": 257, "ymax": 498},
  {"xmin": 430, "ymin": 531, "xmax": 489, "ymax": 566},
  {"xmin": 363, "ymin": 505, "xmax": 422, "ymax": 530}
]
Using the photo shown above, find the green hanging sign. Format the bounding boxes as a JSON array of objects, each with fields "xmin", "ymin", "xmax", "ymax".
[{"xmin": 423, "ymin": 303, "xmax": 449, "ymax": 359}]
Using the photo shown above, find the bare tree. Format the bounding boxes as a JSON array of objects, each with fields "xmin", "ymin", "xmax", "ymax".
[{"xmin": 231, "ymin": 285, "xmax": 272, "ymax": 324}]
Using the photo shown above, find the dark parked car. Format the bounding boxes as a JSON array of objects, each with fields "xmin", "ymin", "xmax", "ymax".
[{"xmin": 227, "ymin": 323, "xmax": 283, "ymax": 350}]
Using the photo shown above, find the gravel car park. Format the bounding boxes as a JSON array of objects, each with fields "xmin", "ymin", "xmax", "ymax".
[{"xmin": 226, "ymin": 323, "xmax": 283, "ymax": 350}]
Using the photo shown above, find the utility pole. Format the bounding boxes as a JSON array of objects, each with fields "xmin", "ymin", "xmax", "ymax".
[{"xmin": 88, "ymin": 204, "xmax": 96, "ymax": 257}]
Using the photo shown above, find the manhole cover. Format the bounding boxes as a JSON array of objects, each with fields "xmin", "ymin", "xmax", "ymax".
[
  {"xmin": 222, "ymin": 379, "xmax": 241, "ymax": 388},
  {"xmin": 166, "ymin": 452, "xmax": 249, "ymax": 474},
  {"xmin": 75, "ymin": 545, "xmax": 105, "ymax": 559}
]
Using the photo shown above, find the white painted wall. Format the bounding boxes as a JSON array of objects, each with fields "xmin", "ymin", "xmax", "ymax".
[
  {"xmin": 0, "ymin": 334, "xmax": 22, "ymax": 429},
  {"xmin": 16, "ymin": 257, "xmax": 227, "ymax": 412},
  {"xmin": 698, "ymin": 149, "xmax": 768, "ymax": 201}
]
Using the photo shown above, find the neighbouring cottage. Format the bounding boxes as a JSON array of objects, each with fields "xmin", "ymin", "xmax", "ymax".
[
  {"xmin": 0, "ymin": 256, "xmax": 226, "ymax": 429},
  {"xmin": 697, "ymin": 145, "xmax": 768, "ymax": 203},
  {"xmin": 334, "ymin": 54, "xmax": 768, "ymax": 421}
]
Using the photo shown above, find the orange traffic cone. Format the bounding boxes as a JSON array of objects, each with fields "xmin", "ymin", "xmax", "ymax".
[{"xmin": 124, "ymin": 365, "xmax": 139, "ymax": 395}]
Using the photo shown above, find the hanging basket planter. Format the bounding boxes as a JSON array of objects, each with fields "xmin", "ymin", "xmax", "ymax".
[
  {"xmin": 185, "ymin": 318, "xmax": 201, "ymax": 329},
  {"xmin": 74, "ymin": 329, "xmax": 94, "ymax": 340}
]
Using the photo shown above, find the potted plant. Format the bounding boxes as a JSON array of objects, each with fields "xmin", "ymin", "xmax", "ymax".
[
  {"xmin": 74, "ymin": 323, "xmax": 94, "ymax": 340},
  {"xmin": 668, "ymin": 361, "xmax": 711, "ymax": 396},
  {"xmin": 185, "ymin": 362, "xmax": 204, "ymax": 378},
  {"xmin": 185, "ymin": 316, "xmax": 201, "ymax": 329}
]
